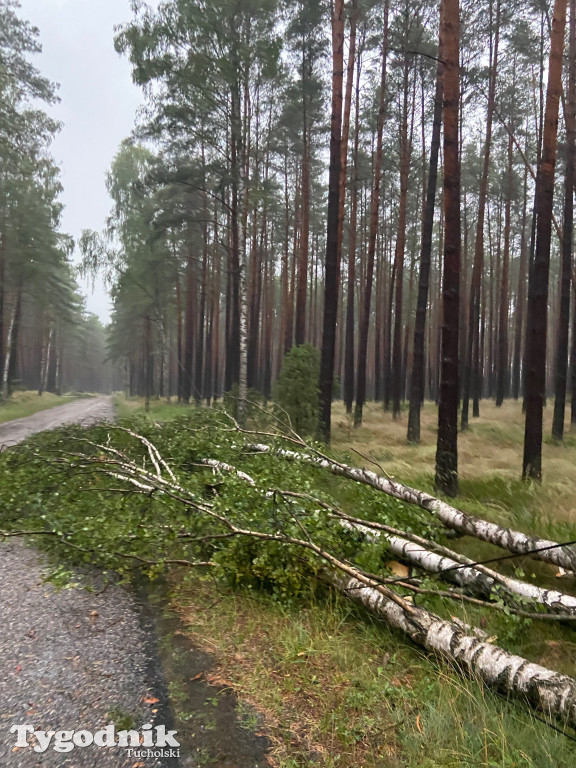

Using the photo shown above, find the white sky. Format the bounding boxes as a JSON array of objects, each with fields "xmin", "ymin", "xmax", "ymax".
[{"xmin": 17, "ymin": 0, "xmax": 157, "ymax": 323}]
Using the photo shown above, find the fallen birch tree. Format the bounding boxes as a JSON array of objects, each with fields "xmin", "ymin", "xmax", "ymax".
[
  {"xmin": 15, "ymin": 424, "xmax": 576, "ymax": 732},
  {"xmin": 330, "ymin": 571, "xmax": 576, "ymax": 728},
  {"xmin": 338, "ymin": 518, "xmax": 576, "ymax": 614},
  {"xmin": 249, "ymin": 443, "xmax": 576, "ymax": 572},
  {"xmin": 200, "ymin": 457, "xmax": 576, "ymax": 615}
]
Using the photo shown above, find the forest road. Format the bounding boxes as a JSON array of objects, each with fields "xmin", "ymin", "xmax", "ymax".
[
  {"xmin": 0, "ymin": 395, "xmax": 116, "ymax": 450},
  {"xmin": 0, "ymin": 395, "xmax": 185, "ymax": 768}
]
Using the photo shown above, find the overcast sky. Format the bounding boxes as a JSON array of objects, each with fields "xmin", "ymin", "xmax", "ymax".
[{"xmin": 17, "ymin": 0, "xmax": 157, "ymax": 323}]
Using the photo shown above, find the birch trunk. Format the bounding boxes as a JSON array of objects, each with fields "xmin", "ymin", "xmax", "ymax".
[
  {"xmin": 40, "ymin": 327, "xmax": 54, "ymax": 396},
  {"xmin": 330, "ymin": 572, "xmax": 576, "ymax": 728},
  {"xmin": 71, "ymin": 438, "xmax": 576, "ymax": 730},
  {"xmin": 237, "ymin": 170, "xmax": 249, "ymax": 427},
  {"xmin": 341, "ymin": 519, "xmax": 493, "ymax": 595},
  {"xmin": 340, "ymin": 518, "xmax": 576, "ymax": 614},
  {"xmin": 250, "ymin": 444, "xmax": 576, "ymax": 571},
  {"xmin": 1, "ymin": 302, "xmax": 16, "ymax": 400},
  {"xmin": 200, "ymin": 456, "xmax": 576, "ymax": 614},
  {"xmin": 1, "ymin": 285, "xmax": 21, "ymax": 401}
]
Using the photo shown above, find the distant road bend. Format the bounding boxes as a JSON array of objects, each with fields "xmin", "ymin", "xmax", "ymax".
[{"xmin": 0, "ymin": 395, "xmax": 115, "ymax": 450}]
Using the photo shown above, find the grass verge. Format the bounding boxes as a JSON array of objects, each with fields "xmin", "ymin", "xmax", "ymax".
[{"xmin": 168, "ymin": 575, "xmax": 576, "ymax": 767}]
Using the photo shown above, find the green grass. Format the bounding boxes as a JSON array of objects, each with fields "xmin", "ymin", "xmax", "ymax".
[
  {"xmin": 172, "ymin": 577, "xmax": 576, "ymax": 768},
  {"xmin": 0, "ymin": 391, "xmax": 82, "ymax": 424},
  {"xmin": 113, "ymin": 393, "xmax": 195, "ymax": 421}
]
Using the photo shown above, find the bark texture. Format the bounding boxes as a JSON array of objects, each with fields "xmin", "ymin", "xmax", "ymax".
[
  {"xmin": 331, "ymin": 572, "xmax": 576, "ymax": 728},
  {"xmin": 341, "ymin": 518, "xmax": 576, "ymax": 614},
  {"xmin": 319, "ymin": 0, "xmax": 345, "ymax": 442},
  {"xmin": 523, "ymin": 0, "xmax": 568, "ymax": 477},
  {"xmin": 435, "ymin": 0, "xmax": 461, "ymax": 496}
]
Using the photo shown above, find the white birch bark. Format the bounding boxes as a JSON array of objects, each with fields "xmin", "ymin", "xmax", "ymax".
[
  {"xmin": 1, "ymin": 299, "xmax": 17, "ymax": 400},
  {"xmin": 330, "ymin": 572, "xmax": 576, "ymax": 727},
  {"xmin": 200, "ymin": 458, "xmax": 256, "ymax": 486},
  {"xmin": 54, "ymin": 328, "xmax": 62, "ymax": 396},
  {"xmin": 200, "ymin": 455, "xmax": 576, "ymax": 614},
  {"xmin": 41, "ymin": 327, "xmax": 54, "ymax": 394},
  {"xmin": 69, "ymin": 438, "xmax": 576, "ymax": 727},
  {"xmin": 251, "ymin": 444, "xmax": 576, "ymax": 572},
  {"xmin": 340, "ymin": 519, "xmax": 493, "ymax": 594},
  {"xmin": 236, "ymin": 148, "xmax": 249, "ymax": 427},
  {"xmin": 342, "ymin": 518, "xmax": 576, "ymax": 614}
]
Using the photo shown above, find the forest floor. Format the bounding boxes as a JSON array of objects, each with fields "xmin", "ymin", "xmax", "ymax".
[
  {"xmin": 111, "ymin": 394, "xmax": 576, "ymax": 768},
  {"xmin": 331, "ymin": 398, "xmax": 576, "ymax": 526}
]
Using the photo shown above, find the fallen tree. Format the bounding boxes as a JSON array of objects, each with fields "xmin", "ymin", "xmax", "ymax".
[
  {"xmin": 338, "ymin": 518, "xmax": 576, "ymax": 614},
  {"xmin": 249, "ymin": 443, "xmax": 576, "ymax": 572},
  {"xmin": 27, "ymin": 426, "xmax": 575, "ymax": 732},
  {"xmin": 200, "ymin": 458, "xmax": 576, "ymax": 615},
  {"xmin": 330, "ymin": 572, "xmax": 576, "ymax": 728}
]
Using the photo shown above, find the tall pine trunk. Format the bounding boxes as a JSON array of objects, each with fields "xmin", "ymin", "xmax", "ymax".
[
  {"xmin": 407, "ymin": 55, "xmax": 443, "ymax": 443},
  {"xmin": 551, "ymin": 0, "xmax": 575, "ymax": 440},
  {"xmin": 461, "ymin": 0, "xmax": 500, "ymax": 429},
  {"xmin": 319, "ymin": 0, "xmax": 345, "ymax": 442},
  {"xmin": 344, "ymin": 45, "xmax": 361, "ymax": 414},
  {"xmin": 391, "ymin": 51, "xmax": 412, "ymax": 419},
  {"xmin": 523, "ymin": 0, "xmax": 567, "ymax": 478},
  {"xmin": 336, "ymin": 0, "xmax": 358, "ymax": 380},
  {"xmin": 354, "ymin": 1, "xmax": 389, "ymax": 427},
  {"xmin": 182, "ymin": 247, "xmax": 196, "ymax": 404},
  {"xmin": 496, "ymin": 129, "xmax": 513, "ymax": 406},
  {"xmin": 295, "ymin": 46, "xmax": 311, "ymax": 347},
  {"xmin": 512, "ymin": 161, "xmax": 529, "ymax": 400},
  {"xmin": 435, "ymin": 0, "xmax": 461, "ymax": 497}
]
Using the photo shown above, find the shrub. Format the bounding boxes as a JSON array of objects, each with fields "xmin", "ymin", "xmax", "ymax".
[{"xmin": 273, "ymin": 344, "xmax": 320, "ymax": 436}]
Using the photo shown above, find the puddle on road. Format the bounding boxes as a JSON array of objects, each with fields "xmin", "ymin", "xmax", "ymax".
[{"xmin": 137, "ymin": 580, "xmax": 271, "ymax": 768}]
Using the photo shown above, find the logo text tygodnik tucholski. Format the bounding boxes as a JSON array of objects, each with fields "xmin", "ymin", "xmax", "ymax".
[{"xmin": 10, "ymin": 723, "xmax": 180, "ymax": 756}]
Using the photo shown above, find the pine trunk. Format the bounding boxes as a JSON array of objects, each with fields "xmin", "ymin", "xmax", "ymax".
[
  {"xmin": 407, "ymin": 56, "xmax": 443, "ymax": 443},
  {"xmin": 523, "ymin": 0, "xmax": 568, "ymax": 478},
  {"xmin": 552, "ymin": 0, "xmax": 575, "ymax": 440},
  {"xmin": 343, "ymin": 48, "xmax": 361, "ymax": 414},
  {"xmin": 435, "ymin": 0, "xmax": 461, "ymax": 497},
  {"xmin": 354, "ymin": 2, "xmax": 389, "ymax": 426},
  {"xmin": 461, "ymin": 0, "xmax": 500, "ymax": 429},
  {"xmin": 495, "ymin": 130, "xmax": 513, "ymax": 406},
  {"xmin": 319, "ymin": 0, "xmax": 345, "ymax": 442}
]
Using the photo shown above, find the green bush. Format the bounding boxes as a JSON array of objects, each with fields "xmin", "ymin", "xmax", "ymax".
[{"xmin": 273, "ymin": 344, "xmax": 320, "ymax": 436}]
